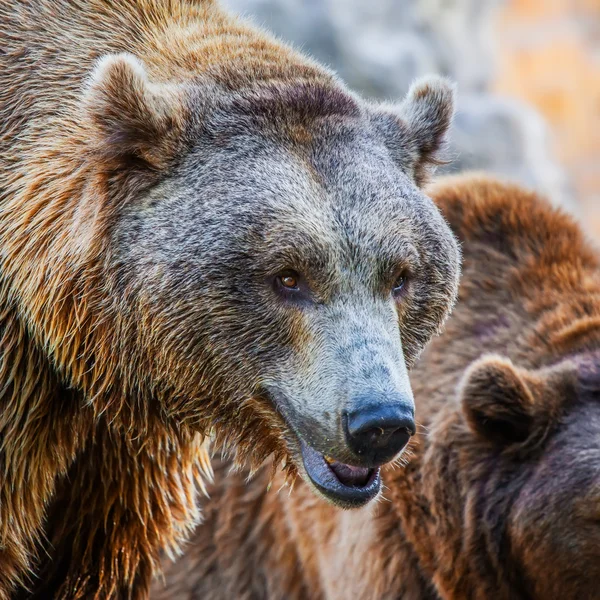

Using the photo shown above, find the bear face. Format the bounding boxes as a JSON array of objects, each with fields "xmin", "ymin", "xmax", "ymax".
[
  {"xmin": 84, "ymin": 55, "xmax": 460, "ymax": 508},
  {"xmin": 446, "ymin": 353, "xmax": 600, "ymax": 600}
]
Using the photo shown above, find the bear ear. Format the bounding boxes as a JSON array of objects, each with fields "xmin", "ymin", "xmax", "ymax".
[
  {"xmin": 460, "ymin": 355, "xmax": 539, "ymax": 446},
  {"xmin": 82, "ymin": 53, "xmax": 186, "ymax": 172},
  {"xmin": 374, "ymin": 76, "xmax": 456, "ymax": 187}
]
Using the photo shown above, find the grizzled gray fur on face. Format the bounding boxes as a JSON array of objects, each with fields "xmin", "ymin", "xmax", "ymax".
[{"xmin": 94, "ymin": 55, "xmax": 460, "ymax": 507}]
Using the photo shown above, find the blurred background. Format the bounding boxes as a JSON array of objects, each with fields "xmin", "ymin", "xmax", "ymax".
[{"xmin": 224, "ymin": 0, "xmax": 599, "ymax": 236}]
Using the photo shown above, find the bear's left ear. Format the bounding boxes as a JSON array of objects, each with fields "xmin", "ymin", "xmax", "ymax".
[
  {"xmin": 373, "ymin": 76, "xmax": 456, "ymax": 186},
  {"xmin": 460, "ymin": 355, "xmax": 542, "ymax": 447},
  {"xmin": 82, "ymin": 53, "xmax": 187, "ymax": 173}
]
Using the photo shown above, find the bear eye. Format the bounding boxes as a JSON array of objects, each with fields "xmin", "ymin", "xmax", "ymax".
[
  {"xmin": 392, "ymin": 273, "xmax": 408, "ymax": 297},
  {"xmin": 276, "ymin": 271, "xmax": 300, "ymax": 291}
]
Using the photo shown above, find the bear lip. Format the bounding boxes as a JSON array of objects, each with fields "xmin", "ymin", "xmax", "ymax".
[{"xmin": 300, "ymin": 441, "xmax": 381, "ymax": 508}]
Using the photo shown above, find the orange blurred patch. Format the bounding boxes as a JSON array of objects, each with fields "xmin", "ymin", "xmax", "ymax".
[{"xmin": 494, "ymin": 0, "xmax": 600, "ymax": 237}]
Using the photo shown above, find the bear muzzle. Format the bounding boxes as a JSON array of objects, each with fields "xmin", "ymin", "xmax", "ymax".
[
  {"xmin": 261, "ymin": 385, "xmax": 415, "ymax": 508},
  {"xmin": 299, "ymin": 399, "xmax": 415, "ymax": 508}
]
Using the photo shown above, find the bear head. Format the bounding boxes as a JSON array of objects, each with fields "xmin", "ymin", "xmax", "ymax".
[
  {"xmin": 74, "ymin": 53, "xmax": 460, "ymax": 508},
  {"xmin": 425, "ymin": 352, "xmax": 600, "ymax": 598}
]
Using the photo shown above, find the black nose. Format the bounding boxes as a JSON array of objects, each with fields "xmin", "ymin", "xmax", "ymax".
[{"xmin": 344, "ymin": 401, "xmax": 415, "ymax": 465}]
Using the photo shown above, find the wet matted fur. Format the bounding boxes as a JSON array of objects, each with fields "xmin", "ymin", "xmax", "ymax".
[{"xmin": 154, "ymin": 175, "xmax": 600, "ymax": 600}]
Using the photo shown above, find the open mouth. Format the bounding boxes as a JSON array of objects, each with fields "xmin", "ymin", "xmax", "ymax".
[{"xmin": 300, "ymin": 441, "xmax": 381, "ymax": 508}]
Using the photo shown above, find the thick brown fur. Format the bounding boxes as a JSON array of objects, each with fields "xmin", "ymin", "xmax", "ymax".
[
  {"xmin": 0, "ymin": 1, "xmax": 461, "ymax": 598},
  {"xmin": 154, "ymin": 174, "xmax": 600, "ymax": 600}
]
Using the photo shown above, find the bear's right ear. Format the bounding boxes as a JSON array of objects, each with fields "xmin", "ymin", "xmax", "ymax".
[
  {"xmin": 373, "ymin": 76, "xmax": 456, "ymax": 187},
  {"xmin": 460, "ymin": 355, "xmax": 540, "ymax": 446},
  {"xmin": 82, "ymin": 53, "xmax": 186, "ymax": 173}
]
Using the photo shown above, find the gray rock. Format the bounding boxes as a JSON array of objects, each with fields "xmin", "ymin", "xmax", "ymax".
[{"xmin": 442, "ymin": 95, "xmax": 576, "ymax": 212}]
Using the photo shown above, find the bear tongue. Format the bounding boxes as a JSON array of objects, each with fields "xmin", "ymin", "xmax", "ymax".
[{"xmin": 327, "ymin": 460, "xmax": 372, "ymax": 487}]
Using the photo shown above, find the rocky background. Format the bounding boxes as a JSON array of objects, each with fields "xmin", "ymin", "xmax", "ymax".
[{"xmin": 224, "ymin": 0, "xmax": 599, "ymax": 235}]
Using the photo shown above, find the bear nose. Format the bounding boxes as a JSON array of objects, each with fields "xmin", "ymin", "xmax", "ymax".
[{"xmin": 344, "ymin": 401, "xmax": 415, "ymax": 465}]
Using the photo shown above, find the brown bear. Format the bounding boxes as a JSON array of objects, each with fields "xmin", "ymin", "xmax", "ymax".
[
  {"xmin": 153, "ymin": 174, "xmax": 600, "ymax": 600},
  {"xmin": 0, "ymin": 0, "xmax": 461, "ymax": 598}
]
